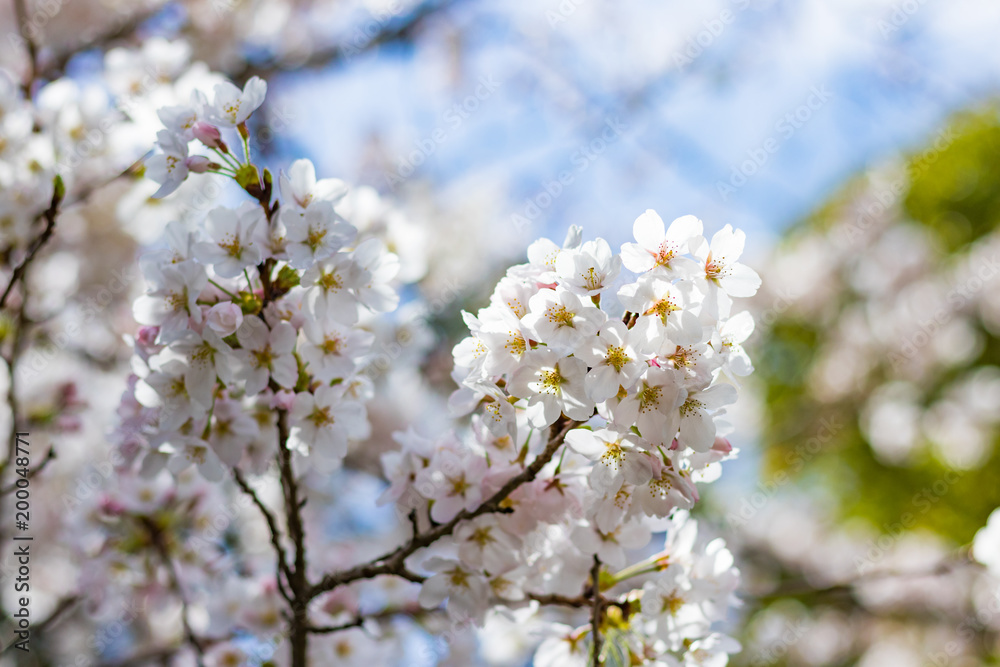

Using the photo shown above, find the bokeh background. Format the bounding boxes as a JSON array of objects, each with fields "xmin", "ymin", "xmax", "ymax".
[{"xmin": 3, "ymin": 0, "xmax": 1000, "ymax": 665}]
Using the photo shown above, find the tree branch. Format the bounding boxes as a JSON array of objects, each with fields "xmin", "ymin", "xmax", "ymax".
[
  {"xmin": 590, "ymin": 556, "xmax": 603, "ymax": 667},
  {"xmin": 0, "ymin": 179, "xmax": 63, "ymax": 311},
  {"xmin": 309, "ymin": 417, "xmax": 580, "ymax": 599},
  {"xmin": 232, "ymin": 467, "xmax": 294, "ymax": 602},
  {"xmin": 0, "ymin": 446, "xmax": 54, "ymax": 494}
]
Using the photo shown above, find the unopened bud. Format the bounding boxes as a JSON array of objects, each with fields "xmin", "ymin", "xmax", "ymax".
[
  {"xmin": 185, "ymin": 155, "xmax": 214, "ymax": 173},
  {"xmin": 193, "ymin": 122, "xmax": 225, "ymax": 150}
]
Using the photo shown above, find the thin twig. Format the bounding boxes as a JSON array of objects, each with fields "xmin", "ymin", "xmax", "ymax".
[
  {"xmin": 0, "ymin": 446, "xmax": 55, "ymax": 494},
  {"xmin": 590, "ymin": 556, "xmax": 602, "ymax": 667},
  {"xmin": 146, "ymin": 520, "xmax": 206, "ymax": 666},
  {"xmin": 0, "ymin": 181, "xmax": 63, "ymax": 311},
  {"xmin": 12, "ymin": 0, "xmax": 38, "ymax": 96},
  {"xmin": 232, "ymin": 467, "xmax": 295, "ymax": 603}
]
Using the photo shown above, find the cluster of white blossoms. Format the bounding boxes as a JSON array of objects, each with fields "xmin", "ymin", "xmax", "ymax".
[
  {"xmin": 381, "ymin": 211, "xmax": 760, "ymax": 664},
  {"xmin": 122, "ymin": 77, "xmax": 400, "ymax": 481},
  {"xmin": 110, "ymin": 69, "xmax": 762, "ymax": 665}
]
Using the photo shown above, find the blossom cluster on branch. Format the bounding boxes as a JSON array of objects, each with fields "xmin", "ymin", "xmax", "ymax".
[{"xmin": 104, "ymin": 72, "xmax": 763, "ymax": 667}]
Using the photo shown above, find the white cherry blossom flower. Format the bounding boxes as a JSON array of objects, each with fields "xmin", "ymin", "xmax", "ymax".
[
  {"xmin": 204, "ymin": 76, "xmax": 267, "ymax": 126},
  {"xmin": 575, "ymin": 319, "xmax": 649, "ymax": 402},
  {"xmin": 133, "ymin": 260, "xmax": 207, "ymax": 337},
  {"xmin": 621, "ymin": 210, "xmax": 702, "ymax": 275},
  {"xmin": 508, "ymin": 350, "xmax": 593, "ymax": 428},
  {"xmin": 279, "ymin": 159, "xmax": 349, "ymax": 210},
  {"xmin": 193, "ymin": 204, "xmax": 264, "ymax": 278},
  {"xmin": 616, "ymin": 366, "xmax": 686, "ymax": 446},
  {"xmin": 301, "ymin": 253, "xmax": 368, "ymax": 323},
  {"xmin": 234, "ymin": 319, "xmax": 298, "ymax": 395},
  {"xmin": 677, "ymin": 383, "xmax": 738, "ymax": 452},
  {"xmin": 351, "ymin": 237, "xmax": 400, "ymax": 314},
  {"xmin": 555, "ymin": 237, "xmax": 622, "ymax": 296},
  {"xmin": 299, "ymin": 318, "xmax": 373, "ymax": 382},
  {"xmin": 288, "ymin": 385, "xmax": 365, "ymax": 461},
  {"xmin": 714, "ymin": 310, "xmax": 755, "ymax": 377},
  {"xmin": 565, "ymin": 427, "xmax": 655, "ymax": 495},
  {"xmin": 692, "ymin": 224, "xmax": 761, "ymax": 299},
  {"xmin": 146, "ymin": 130, "xmax": 190, "ymax": 198},
  {"xmin": 418, "ymin": 557, "xmax": 490, "ymax": 623},
  {"xmin": 571, "ymin": 518, "xmax": 651, "ymax": 570},
  {"xmin": 283, "ymin": 201, "xmax": 357, "ymax": 269},
  {"xmin": 521, "ymin": 287, "xmax": 606, "ymax": 353}
]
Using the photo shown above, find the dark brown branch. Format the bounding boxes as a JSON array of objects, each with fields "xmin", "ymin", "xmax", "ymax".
[
  {"xmin": 232, "ymin": 467, "xmax": 294, "ymax": 602},
  {"xmin": 309, "ymin": 417, "xmax": 580, "ymax": 599},
  {"xmin": 306, "ymin": 603, "xmax": 425, "ymax": 634},
  {"xmin": 34, "ymin": 594, "xmax": 80, "ymax": 634},
  {"xmin": 590, "ymin": 556, "xmax": 602, "ymax": 667},
  {"xmin": 0, "ymin": 446, "xmax": 55, "ymax": 494},
  {"xmin": 146, "ymin": 520, "xmax": 205, "ymax": 666},
  {"xmin": 0, "ymin": 180, "xmax": 63, "ymax": 311},
  {"xmin": 12, "ymin": 0, "xmax": 38, "ymax": 96},
  {"xmin": 274, "ymin": 408, "xmax": 311, "ymax": 667}
]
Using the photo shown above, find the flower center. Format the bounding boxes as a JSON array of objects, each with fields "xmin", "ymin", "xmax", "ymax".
[
  {"xmin": 538, "ymin": 368, "xmax": 565, "ymax": 394},
  {"xmin": 306, "ymin": 226, "xmax": 328, "ymax": 252},
  {"xmin": 604, "ymin": 345, "xmax": 630, "ymax": 372},
  {"xmin": 308, "ymin": 406, "xmax": 334, "ymax": 428},
  {"xmin": 545, "ymin": 304, "xmax": 576, "ymax": 328},
  {"xmin": 638, "ymin": 385, "xmax": 661, "ymax": 412},
  {"xmin": 217, "ymin": 234, "xmax": 244, "ymax": 259},
  {"xmin": 680, "ymin": 398, "xmax": 703, "ymax": 417}
]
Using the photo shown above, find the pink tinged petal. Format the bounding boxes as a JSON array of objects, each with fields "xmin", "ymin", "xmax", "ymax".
[
  {"xmin": 710, "ymin": 224, "xmax": 745, "ymax": 259},
  {"xmin": 418, "ymin": 574, "xmax": 451, "ymax": 609},
  {"xmin": 270, "ymin": 321, "xmax": 298, "ymax": 354},
  {"xmin": 622, "ymin": 453, "xmax": 654, "ymax": 486},
  {"xmin": 699, "ymin": 383, "xmax": 738, "ymax": 409},
  {"xmin": 666, "ymin": 214, "xmax": 703, "ymax": 244},
  {"xmin": 271, "ymin": 355, "xmax": 298, "ymax": 389},
  {"xmin": 590, "ymin": 462, "xmax": 621, "ymax": 495},
  {"xmin": 587, "ymin": 366, "xmax": 621, "ymax": 403},
  {"xmin": 430, "ymin": 495, "xmax": 464, "ymax": 523},
  {"xmin": 680, "ymin": 413, "xmax": 716, "ymax": 452},
  {"xmin": 719, "ymin": 263, "xmax": 761, "ymax": 298},
  {"xmin": 620, "ymin": 242, "xmax": 656, "ymax": 273},
  {"xmin": 565, "ymin": 429, "xmax": 606, "ymax": 459},
  {"xmin": 633, "ymin": 209, "xmax": 666, "ymax": 249}
]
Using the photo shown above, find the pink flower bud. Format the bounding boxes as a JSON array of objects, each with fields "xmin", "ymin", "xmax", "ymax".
[
  {"xmin": 137, "ymin": 326, "xmax": 160, "ymax": 346},
  {"xmin": 711, "ymin": 437, "xmax": 733, "ymax": 454},
  {"xmin": 271, "ymin": 389, "xmax": 296, "ymax": 411},
  {"xmin": 192, "ymin": 121, "xmax": 224, "ymax": 149},
  {"xmin": 185, "ymin": 155, "xmax": 213, "ymax": 173},
  {"xmin": 206, "ymin": 302, "xmax": 244, "ymax": 337}
]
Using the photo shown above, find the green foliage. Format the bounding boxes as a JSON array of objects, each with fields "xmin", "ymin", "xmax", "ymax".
[{"xmin": 757, "ymin": 107, "xmax": 1000, "ymax": 546}]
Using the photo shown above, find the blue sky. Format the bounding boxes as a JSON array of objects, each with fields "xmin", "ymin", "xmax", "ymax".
[{"xmin": 272, "ymin": 0, "xmax": 1000, "ymax": 268}]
